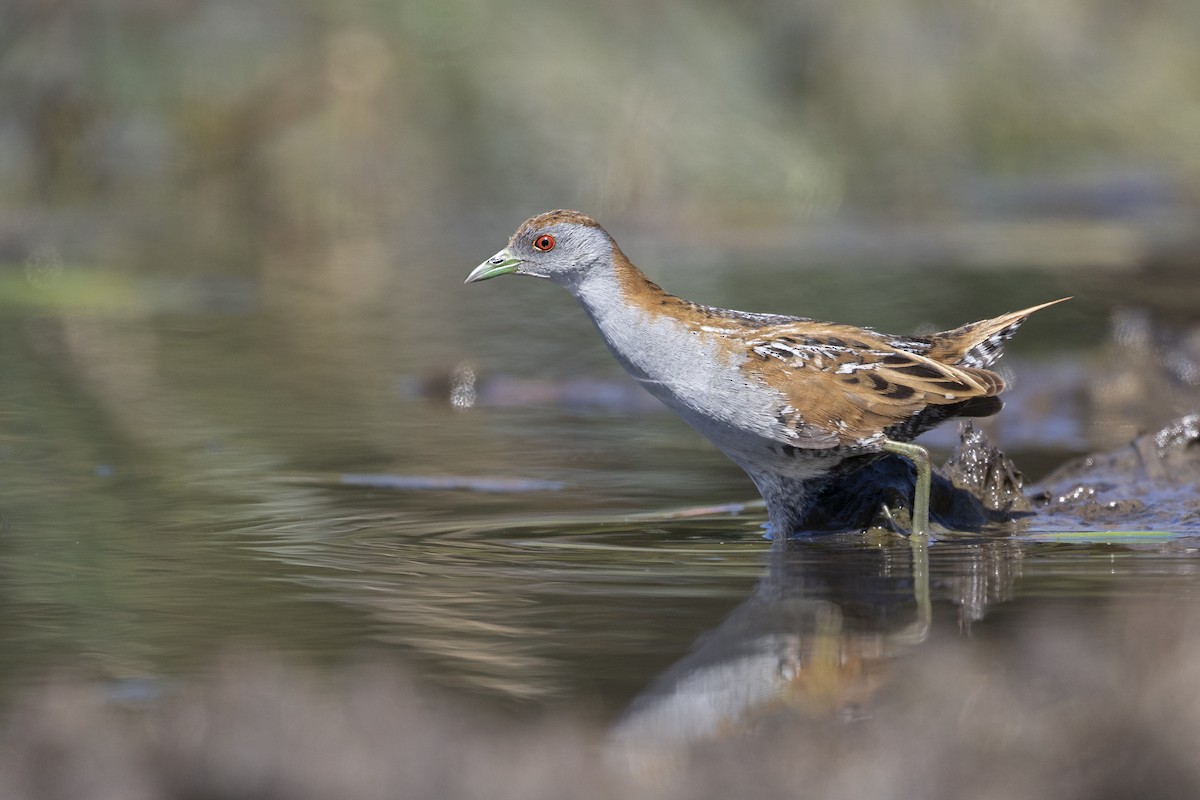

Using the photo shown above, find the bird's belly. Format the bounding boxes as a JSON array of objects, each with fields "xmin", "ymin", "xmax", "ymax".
[
  {"xmin": 597, "ymin": 309, "xmax": 842, "ymax": 477},
  {"xmin": 621, "ymin": 352, "xmax": 775, "ymax": 437},
  {"xmin": 625, "ymin": 352, "xmax": 838, "ymax": 480},
  {"xmin": 674, "ymin": 407, "xmax": 842, "ymax": 480}
]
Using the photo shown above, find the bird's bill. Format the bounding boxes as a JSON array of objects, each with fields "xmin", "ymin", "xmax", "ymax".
[{"xmin": 465, "ymin": 249, "xmax": 522, "ymax": 283}]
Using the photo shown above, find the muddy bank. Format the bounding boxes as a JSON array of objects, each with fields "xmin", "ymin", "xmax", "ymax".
[
  {"xmin": 1031, "ymin": 414, "xmax": 1200, "ymax": 532},
  {"xmin": 930, "ymin": 412, "xmax": 1200, "ymax": 535}
]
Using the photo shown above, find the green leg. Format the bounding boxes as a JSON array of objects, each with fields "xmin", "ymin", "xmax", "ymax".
[{"xmin": 881, "ymin": 439, "xmax": 931, "ymax": 538}]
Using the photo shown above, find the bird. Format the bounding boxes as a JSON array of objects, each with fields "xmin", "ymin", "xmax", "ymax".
[{"xmin": 465, "ymin": 210, "xmax": 1068, "ymax": 541}]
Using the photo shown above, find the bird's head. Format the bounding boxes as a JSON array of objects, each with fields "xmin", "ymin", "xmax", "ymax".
[{"xmin": 465, "ymin": 210, "xmax": 613, "ymax": 287}]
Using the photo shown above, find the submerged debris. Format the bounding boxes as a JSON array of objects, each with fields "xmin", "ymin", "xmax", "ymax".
[{"xmin": 409, "ymin": 364, "xmax": 664, "ymax": 414}]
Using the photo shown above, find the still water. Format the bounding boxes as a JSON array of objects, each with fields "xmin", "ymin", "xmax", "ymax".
[{"xmin": 0, "ymin": 254, "xmax": 1196, "ymax": 727}]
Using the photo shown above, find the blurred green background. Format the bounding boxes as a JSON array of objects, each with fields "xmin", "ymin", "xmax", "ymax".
[{"xmin": 4, "ymin": 0, "xmax": 1199, "ymax": 277}]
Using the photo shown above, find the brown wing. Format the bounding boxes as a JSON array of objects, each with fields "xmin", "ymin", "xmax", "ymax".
[{"xmin": 742, "ymin": 323, "xmax": 1007, "ymax": 449}]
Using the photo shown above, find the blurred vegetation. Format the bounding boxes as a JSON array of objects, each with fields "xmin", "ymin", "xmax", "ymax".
[{"xmin": 1, "ymin": 0, "xmax": 1198, "ymax": 278}]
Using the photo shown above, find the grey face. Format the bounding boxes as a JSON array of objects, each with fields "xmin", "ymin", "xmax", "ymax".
[{"xmin": 465, "ymin": 222, "xmax": 611, "ymax": 286}]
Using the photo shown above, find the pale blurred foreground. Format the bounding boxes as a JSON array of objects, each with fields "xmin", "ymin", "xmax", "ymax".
[{"xmin": 3, "ymin": 600, "xmax": 1199, "ymax": 800}]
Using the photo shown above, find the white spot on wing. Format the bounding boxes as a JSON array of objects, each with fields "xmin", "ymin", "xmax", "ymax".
[{"xmin": 834, "ymin": 361, "xmax": 884, "ymax": 374}]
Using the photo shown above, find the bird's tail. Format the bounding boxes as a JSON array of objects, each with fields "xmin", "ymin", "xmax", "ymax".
[{"xmin": 928, "ymin": 297, "xmax": 1071, "ymax": 369}]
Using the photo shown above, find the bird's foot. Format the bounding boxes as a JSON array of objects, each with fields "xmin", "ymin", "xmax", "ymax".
[
  {"xmin": 876, "ymin": 502, "xmax": 935, "ymax": 541},
  {"xmin": 880, "ymin": 439, "xmax": 932, "ymax": 539}
]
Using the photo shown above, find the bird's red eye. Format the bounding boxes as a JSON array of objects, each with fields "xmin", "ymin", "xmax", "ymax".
[{"xmin": 533, "ymin": 234, "xmax": 555, "ymax": 252}]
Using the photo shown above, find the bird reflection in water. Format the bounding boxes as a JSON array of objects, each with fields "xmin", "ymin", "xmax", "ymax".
[{"xmin": 611, "ymin": 534, "xmax": 1021, "ymax": 749}]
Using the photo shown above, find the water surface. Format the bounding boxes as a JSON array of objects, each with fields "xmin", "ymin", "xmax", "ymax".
[{"xmin": 0, "ymin": 256, "xmax": 1195, "ymax": 731}]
